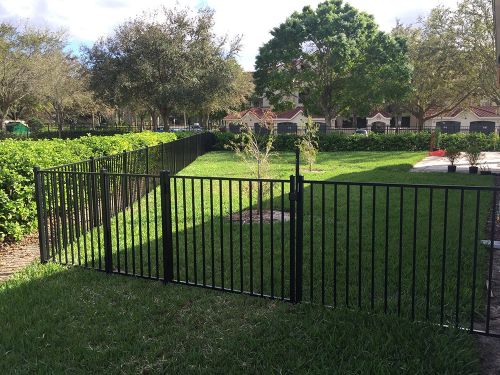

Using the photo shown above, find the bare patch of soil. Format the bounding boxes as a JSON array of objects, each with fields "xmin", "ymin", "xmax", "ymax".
[
  {"xmin": 0, "ymin": 234, "xmax": 39, "ymax": 283},
  {"xmin": 226, "ymin": 209, "xmax": 290, "ymax": 224},
  {"xmin": 303, "ymin": 168, "xmax": 325, "ymax": 174}
]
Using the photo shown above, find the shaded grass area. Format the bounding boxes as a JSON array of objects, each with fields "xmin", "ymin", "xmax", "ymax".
[
  {"xmin": 0, "ymin": 263, "xmax": 480, "ymax": 374},
  {"xmin": 55, "ymin": 152, "xmax": 495, "ymax": 329}
]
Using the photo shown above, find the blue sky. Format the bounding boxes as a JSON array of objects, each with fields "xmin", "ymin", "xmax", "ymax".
[{"xmin": 1, "ymin": 0, "xmax": 458, "ymax": 70}]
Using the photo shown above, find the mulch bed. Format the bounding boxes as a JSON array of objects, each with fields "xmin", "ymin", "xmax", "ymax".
[
  {"xmin": 0, "ymin": 234, "xmax": 39, "ymax": 283},
  {"xmin": 226, "ymin": 209, "xmax": 290, "ymax": 224}
]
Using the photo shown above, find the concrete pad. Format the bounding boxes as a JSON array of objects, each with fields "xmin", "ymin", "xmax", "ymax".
[{"xmin": 411, "ymin": 152, "xmax": 500, "ymax": 174}]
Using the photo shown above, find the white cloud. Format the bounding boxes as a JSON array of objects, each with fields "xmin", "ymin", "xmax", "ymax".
[{"xmin": 0, "ymin": 0, "xmax": 459, "ymax": 70}]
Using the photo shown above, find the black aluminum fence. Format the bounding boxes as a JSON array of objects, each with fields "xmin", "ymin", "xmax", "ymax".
[{"xmin": 34, "ymin": 146, "xmax": 500, "ymax": 338}]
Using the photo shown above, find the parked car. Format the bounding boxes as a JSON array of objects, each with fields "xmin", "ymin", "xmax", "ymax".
[
  {"xmin": 191, "ymin": 124, "xmax": 203, "ymax": 132},
  {"xmin": 355, "ymin": 129, "xmax": 368, "ymax": 136}
]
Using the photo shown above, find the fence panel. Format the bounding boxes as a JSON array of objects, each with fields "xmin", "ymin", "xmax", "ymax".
[
  {"xmin": 169, "ymin": 175, "xmax": 295, "ymax": 300},
  {"xmin": 300, "ymin": 180, "xmax": 500, "ymax": 336}
]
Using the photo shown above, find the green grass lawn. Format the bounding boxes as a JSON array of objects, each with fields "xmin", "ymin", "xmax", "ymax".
[
  {"xmin": 54, "ymin": 151, "xmax": 495, "ymax": 328},
  {"xmin": 32, "ymin": 150, "xmax": 496, "ymax": 372},
  {"xmin": 0, "ymin": 263, "xmax": 480, "ymax": 374}
]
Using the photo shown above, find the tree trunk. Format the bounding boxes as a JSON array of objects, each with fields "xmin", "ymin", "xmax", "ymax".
[
  {"xmin": 140, "ymin": 114, "xmax": 145, "ymax": 132},
  {"xmin": 417, "ymin": 115, "xmax": 425, "ymax": 131},
  {"xmin": 325, "ymin": 112, "xmax": 336, "ymax": 130},
  {"xmin": 56, "ymin": 110, "xmax": 63, "ymax": 139},
  {"xmin": 183, "ymin": 112, "xmax": 187, "ymax": 128},
  {"xmin": 0, "ymin": 112, "xmax": 7, "ymax": 131},
  {"xmin": 151, "ymin": 111, "xmax": 158, "ymax": 131},
  {"xmin": 159, "ymin": 108, "xmax": 169, "ymax": 131}
]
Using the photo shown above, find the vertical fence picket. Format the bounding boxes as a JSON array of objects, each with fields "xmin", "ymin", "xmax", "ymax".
[
  {"xmin": 100, "ymin": 169, "xmax": 113, "ymax": 274},
  {"xmin": 160, "ymin": 170, "xmax": 174, "ymax": 283}
]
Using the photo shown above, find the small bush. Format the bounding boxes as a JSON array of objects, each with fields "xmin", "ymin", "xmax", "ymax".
[{"xmin": 27, "ymin": 118, "xmax": 45, "ymax": 132}]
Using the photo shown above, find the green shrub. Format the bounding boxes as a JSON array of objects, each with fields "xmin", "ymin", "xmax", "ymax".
[
  {"xmin": 27, "ymin": 118, "xmax": 45, "ymax": 132},
  {"xmin": 440, "ymin": 133, "xmax": 498, "ymax": 151},
  {"xmin": 214, "ymin": 131, "xmax": 500, "ymax": 153},
  {"xmin": 212, "ymin": 131, "xmax": 238, "ymax": 150},
  {"xmin": 0, "ymin": 131, "xmax": 177, "ymax": 242}
]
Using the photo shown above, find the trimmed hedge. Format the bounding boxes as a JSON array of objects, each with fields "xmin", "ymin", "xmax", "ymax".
[
  {"xmin": 214, "ymin": 131, "xmax": 500, "ymax": 152},
  {"xmin": 0, "ymin": 132, "xmax": 177, "ymax": 243},
  {"xmin": 32, "ymin": 129, "xmax": 130, "ymax": 139}
]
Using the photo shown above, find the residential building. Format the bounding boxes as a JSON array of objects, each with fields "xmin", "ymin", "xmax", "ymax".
[{"xmin": 224, "ymin": 106, "xmax": 500, "ymax": 135}]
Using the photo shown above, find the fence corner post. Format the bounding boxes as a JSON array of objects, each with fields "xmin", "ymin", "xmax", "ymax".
[
  {"xmin": 295, "ymin": 147, "xmax": 300, "ymax": 182},
  {"xmin": 100, "ymin": 168, "xmax": 113, "ymax": 274},
  {"xmin": 160, "ymin": 170, "xmax": 174, "ymax": 283},
  {"xmin": 295, "ymin": 174, "xmax": 304, "ymax": 303},
  {"xmin": 289, "ymin": 175, "xmax": 296, "ymax": 303},
  {"xmin": 33, "ymin": 166, "xmax": 47, "ymax": 263}
]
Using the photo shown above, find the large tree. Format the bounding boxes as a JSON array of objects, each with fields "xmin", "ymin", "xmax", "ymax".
[
  {"xmin": 392, "ymin": 5, "xmax": 479, "ymax": 129},
  {"xmin": 454, "ymin": 0, "xmax": 498, "ymax": 104},
  {"xmin": 254, "ymin": 0, "xmax": 411, "ymax": 128},
  {"xmin": 42, "ymin": 52, "xmax": 92, "ymax": 136},
  {"xmin": 85, "ymin": 6, "xmax": 247, "ymax": 130},
  {"xmin": 0, "ymin": 23, "xmax": 64, "ymax": 129}
]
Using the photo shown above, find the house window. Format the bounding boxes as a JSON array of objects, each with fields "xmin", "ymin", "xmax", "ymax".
[
  {"xmin": 277, "ymin": 122, "xmax": 297, "ymax": 134},
  {"xmin": 390, "ymin": 116, "xmax": 411, "ymax": 127},
  {"xmin": 401, "ymin": 116, "xmax": 411, "ymax": 127},
  {"xmin": 470, "ymin": 121, "xmax": 495, "ymax": 135},
  {"xmin": 254, "ymin": 123, "xmax": 270, "ymax": 136},
  {"xmin": 315, "ymin": 122, "xmax": 327, "ymax": 134},
  {"xmin": 436, "ymin": 121, "xmax": 461, "ymax": 134},
  {"xmin": 342, "ymin": 119, "xmax": 353, "ymax": 128},
  {"xmin": 356, "ymin": 118, "xmax": 367, "ymax": 128},
  {"xmin": 229, "ymin": 123, "xmax": 241, "ymax": 134}
]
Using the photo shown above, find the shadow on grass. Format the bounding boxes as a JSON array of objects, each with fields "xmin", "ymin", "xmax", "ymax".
[{"xmin": 0, "ymin": 263, "xmax": 479, "ymax": 374}]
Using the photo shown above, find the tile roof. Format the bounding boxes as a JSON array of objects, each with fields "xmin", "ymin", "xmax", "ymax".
[
  {"xmin": 224, "ymin": 108, "xmax": 277, "ymax": 121},
  {"xmin": 367, "ymin": 111, "xmax": 392, "ymax": 119},
  {"xmin": 425, "ymin": 106, "xmax": 500, "ymax": 119},
  {"xmin": 275, "ymin": 107, "xmax": 304, "ymax": 119}
]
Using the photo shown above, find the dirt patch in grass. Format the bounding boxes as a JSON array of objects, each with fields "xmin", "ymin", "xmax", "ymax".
[
  {"xmin": 0, "ymin": 234, "xmax": 39, "ymax": 283},
  {"xmin": 303, "ymin": 168, "xmax": 325, "ymax": 173},
  {"xmin": 226, "ymin": 210, "xmax": 290, "ymax": 224}
]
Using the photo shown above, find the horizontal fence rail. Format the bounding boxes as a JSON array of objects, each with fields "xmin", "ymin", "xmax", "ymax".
[{"xmin": 34, "ymin": 139, "xmax": 500, "ymax": 338}]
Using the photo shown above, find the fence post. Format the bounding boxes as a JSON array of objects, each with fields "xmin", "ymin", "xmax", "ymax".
[
  {"xmin": 100, "ymin": 168, "xmax": 113, "ymax": 274},
  {"xmin": 160, "ymin": 170, "xmax": 174, "ymax": 283},
  {"xmin": 161, "ymin": 142, "xmax": 165, "ymax": 170},
  {"xmin": 295, "ymin": 174, "xmax": 304, "ymax": 303},
  {"xmin": 89, "ymin": 157, "xmax": 99, "ymax": 228},
  {"xmin": 295, "ymin": 148, "xmax": 300, "ymax": 184},
  {"xmin": 33, "ymin": 166, "xmax": 48, "ymax": 263},
  {"xmin": 122, "ymin": 150, "xmax": 128, "ymax": 174},
  {"xmin": 289, "ymin": 175, "xmax": 296, "ymax": 303}
]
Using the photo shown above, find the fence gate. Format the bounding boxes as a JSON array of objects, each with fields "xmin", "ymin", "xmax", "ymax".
[{"xmin": 162, "ymin": 173, "xmax": 299, "ymax": 302}]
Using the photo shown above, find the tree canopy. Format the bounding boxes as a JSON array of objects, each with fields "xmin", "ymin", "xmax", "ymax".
[
  {"xmin": 392, "ymin": 5, "xmax": 476, "ymax": 128},
  {"xmin": 84, "ymin": 7, "xmax": 252, "ymax": 130},
  {"xmin": 0, "ymin": 23, "xmax": 64, "ymax": 127},
  {"xmin": 254, "ymin": 0, "xmax": 411, "ymax": 127}
]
